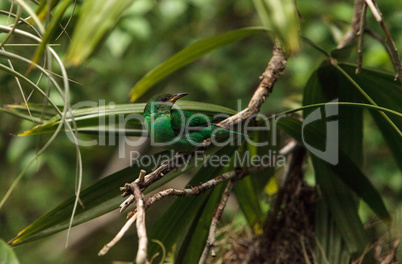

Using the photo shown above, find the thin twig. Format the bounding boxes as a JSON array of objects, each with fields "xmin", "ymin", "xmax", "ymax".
[
  {"xmin": 199, "ymin": 180, "xmax": 235, "ymax": 264},
  {"xmin": 55, "ymin": 0, "xmax": 76, "ymax": 41},
  {"xmin": 119, "ymin": 43, "xmax": 287, "ymax": 212},
  {"xmin": 101, "ymin": 43, "xmax": 287, "ymax": 257},
  {"xmin": 101, "ymin": 170, "xmax": 242, "ymax": 256},
  {"xmin": 214, "ymin": 42, "xmax": 286, "ymax": 129},
  {"xmin": 278, "ymin": 140, "xmax": 298, "ymax": 156},
  {"xmin": 119, "ymin": 154, "xmax": 192, "ymax": 212},
  {"xmin": 356, "ymin": 2, "xmax": 367, "ymax": 74},
  {"xmin": 138, "ymin": 169, "xmax": 146, "ymax": 185},
  {"xmin": 338, "ymin": 0, "xmax": 365, "ymax": 49},
  {"xmin": 1, "ymin": 46, "xmax": 34, "ymax": 121},
  {"xmin": 0, "ymin": 5, "xmax": 21, "ymax": 49},
  {"xmin": 100, "ymin": 165, "xmax": 267, "ymax": 255},
  {"xmin": 338, "ymin": 0, "xmax": 401, "ymax": 82},
  {"xmin": 98, "ymin": 212, "xmax": 138, "ymax": 256},
  {"xmin": 365, "ymin": 0, "xmax": 402, "ymax": 83},
  {"xmin": 365, "ymin": 0, "xmax": 381, "ymax": 21},
  {"xmin": 100, "ymin": 140, "xmax": 296, "ymax": 255},
  {"xmin": 133, "ymin": 184, "xmax": 148, "ymax": 264}
]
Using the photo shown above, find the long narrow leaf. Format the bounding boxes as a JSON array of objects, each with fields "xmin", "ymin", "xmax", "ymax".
[
  {"xmin": 31, "ymin": 0, "xmax": 73, "ymax": 65},
  {"xmin": 337, "ymin": 63, "xmax": 402, "ymax": 170},
  {"xmin": 252, "ymin": 0, "xmax": 299, "ymax": 53},
  {"xmin": 176, "ymin": 183, "xmax": 227, "ymax": 264},
  {"xmin": 10, "ymin": 149, "xmax": 206, "ymax": 246},
  {"xmin": 9, "ymin": 151, "xmax": 164, "ymax": 246},
  {"xmin": 276, "ymin": 117, "xmax": 390, "ymax": 222},
  {"xmin": 9, "ymin": 144, "xmax": 229, "ymax": 247},
  {"xmin": 303, "ymin": 62, "xmax": 366, "ymax": 256},
  {"xmin": 129, "ymin": 27, "xmax": 267, "ymax": 102},
  {"xmin": 147, "ymin": 146, "xmax": 237, "ymax": 263},
  {"xmin": 15, "ymin": 101, "xmax": 237, "ymax": 136},
  {"xmin": 66, "ymin": 0, "xmax": 135, "ymax": 64},
  {"xmin": 0, "ymin": 239, "xmax": 19, "ymax": 264},
  {"xmin": 233, "ymin": 127, "xmax": 277, "ymax": 233}
]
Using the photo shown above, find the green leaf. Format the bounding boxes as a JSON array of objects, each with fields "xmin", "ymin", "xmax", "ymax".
[
  {"xmin": 9, "ymin": 151, "xmax": 164, "ymax": 246},
  {"xmin": 233, "ymin": 176, "xmax": 265, "ymax": 232},
  {"xmin": 175, "ymin": 183, "xmax": 227, "ymax": 264},
  {"xmin": 12, "ymin": 101, "xmax": 237, "ymax": 136},
  {"xmin": 233, "ymin": 126, "xmax": 278, "ymax": 233},
  {"xmin": 31, "ymin": 0, "xmax": 73, "ymax": 65},
  {"xmin": 276, "ymin": 118, "xmax": 391, "ymax": 222},
  {"xmin": 302, "ymin": 62, "xmax": 366, "ymax": 256},
  {"xmin": 0, "ymin": 239, "xmax": 20, "ymax": 264},
  {"xmin": 35, "ymin": 0, "xmax": 60, "ymax": 16},
  {"xmin": 0, "ymin": 106, "xmax": 43, "ymax": 123},
  {"xmin": 252, "ymin": 0, "xmax": 299, "ymax": 53},
  {"xmin": 10, "ymin": 150, "xmax": 187, "ymax": 246},
  {"xmin": 274, "ymin": 102, "xmax": 402, "ymax": 120},
  {"xmin": 278, "ymin": 118, "xmax": 373, "ymax": 254},
  {"xmin": 300, "ymin": 36, "xmax": 330, "ymax": 57},
  {"xmin": 5, "ymin": 103, "xmax": 58, "ymax": 119},
  {"xmin": 66, "ymin": 0, "xmax": 135, "ymax": 64},
  {"xmin": 315, "ymin": 195, "xmax": 351, "ymax": 264},
  {"xmin": 129, "ymin": 27, "xmax": 267, "ymax": 102},
  {"xmin": 330, "ymin": 41, "xmax": 357, "ymax": 61},
  {"xmin": 312, "ymin": 157, "xmax": 368, "ymax": 253},
  {"xmin": 147, "ymin": 146, "xmax": 237, "ymax": 263},
  {"xmin": 249, "ymin": 120, "xmax": 279, "ymax": 194},
  {"xmin": 9, "ymin": 145, "xmax": 228, "ymax": 247},
  {"xmin": 336, "ymin": 63, "xmax": 402, "ymax": 170}
]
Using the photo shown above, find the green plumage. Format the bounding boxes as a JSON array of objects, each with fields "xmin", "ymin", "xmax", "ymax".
[{"xmin": 143, "ymin": 93, "xmax": 242, "ymax": 152}]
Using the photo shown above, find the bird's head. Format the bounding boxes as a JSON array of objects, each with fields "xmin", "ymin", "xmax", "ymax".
[{"xmin": 143, "ymin": 93, "xmax": 188, "ymax": 116}]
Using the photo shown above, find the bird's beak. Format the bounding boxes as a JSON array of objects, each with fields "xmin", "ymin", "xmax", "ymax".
[{"xmin": 170, "ymin": 93, "xmax": 188, "ymax": 102}]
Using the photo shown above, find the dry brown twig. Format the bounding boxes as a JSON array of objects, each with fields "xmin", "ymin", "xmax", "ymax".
[
  {"xmin": 364, "ymin": 0, "xmax": 402, "ymax": 83},
  {"xmin": 133, "ymin": 183, "xmax": 147, "ymax": 264},
  {"xmin": 119, "ymin": 42, "xmax": 286, "ymax": 213},
  {"xmin": 337, "ymin": 0, "xmax": 366, "ymax": 49},
  {"xmin": 356, "ymin": 2, "xmax": 367, "ymax": 74},
  {"xmin": 199, "ymin": 180, "xmax": 235, "ymax": 264},
  {"xmin": 98, "ymin": 43, "xmax": 288, "ymax": 258},
  {"xmin": 98, "ymin": 141, "xmax": 297, "ymax": 257},
  {"xmin": 338, "ymin": 0, "xmax": 402, "ymax": 83}
]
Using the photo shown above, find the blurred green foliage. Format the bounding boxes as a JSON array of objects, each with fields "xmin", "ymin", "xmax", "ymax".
[{"xmin": 0, "ymin": 0, "xmax": 401, "ymax": 263}]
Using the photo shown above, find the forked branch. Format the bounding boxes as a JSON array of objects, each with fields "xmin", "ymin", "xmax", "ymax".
[{"xmin": 99, "ymin": 43, "xmax": 288, "ymax": 259}]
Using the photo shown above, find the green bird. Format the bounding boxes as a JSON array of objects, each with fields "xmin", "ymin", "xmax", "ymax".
[{"xmin": 143, "ymin": 93, "xmax": 243, "ymax": 153}]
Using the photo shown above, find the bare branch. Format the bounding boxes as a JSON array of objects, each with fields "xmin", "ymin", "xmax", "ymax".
[
  {"xmin": 98, "ymin": 212, "xmax": 138, "ymax": 256},
  {"xmin": 100, "ymin": 160, "xmax": 283, "ymax": 256},
  {"xmin": 338, "ymin": 0, "xmax": 401, "ymax": 82},
  {"xmin": 278, "ymin": 140, "xmax": 298, "ymax": 156},
  {"xmin": 119, "ymin": 154, "xmax": 192, "ymax": 212},
  {"xmin": 119, "ymin": 43, "xmax": 287, "ymax": 212},
  {"xmin": 100, "ymin": 139, "xmax": 296, "ymax": 256},
  {"xmin": 199, "ymin": 180, "xmax": 235, "ymax": 264},
  {"xmin": 138, "ymin": 169, "xmax": 146, "ymax": 185},
  {"xmin": 338, "ymin": 0, "xmax": 365, "ymax": 49},
  {"xmin": 365, "ymin": 0, "xmax": 381, "ymax": 22},
  {"xmin": 101, "ymin": 42, "xmax": 288, "ymax": 258},
  {"xmin": 356, "ymin": 2, "xmax": 367, "ymax": 74},
  {"xmin": 215, "ymin": 42, "xmax": 287, "ymax": 129},
  {"xmin": 133, "ymin": 184, "xmax": 148, "ymax": 264},
  {"xmin": 365, "ymin": 0, "xmax": 402, "ymax": 83}
]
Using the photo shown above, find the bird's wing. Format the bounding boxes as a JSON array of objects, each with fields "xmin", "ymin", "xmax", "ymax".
[
  {"xmin": 170, "ymin": 109, "xmax": 216, "ymax": 135},
  {"xmin": 170, "ymin": 110, "xmax": 247, "ymax": 139}
]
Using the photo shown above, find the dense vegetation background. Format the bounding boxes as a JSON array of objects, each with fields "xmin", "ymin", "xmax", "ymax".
[{"xmin": 0, "ymin": 0, "xmax": 401, "ymax": 263}]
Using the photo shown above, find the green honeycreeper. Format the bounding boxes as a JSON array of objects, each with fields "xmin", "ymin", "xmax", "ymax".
[{"xmin": 143, "ymin": 93, "xmax": 243, "ymax": 153}]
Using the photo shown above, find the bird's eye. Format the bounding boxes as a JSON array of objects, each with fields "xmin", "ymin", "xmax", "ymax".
[{"xmin": 161, "ymin": 97, "xmax": 167, "ymax": 102}]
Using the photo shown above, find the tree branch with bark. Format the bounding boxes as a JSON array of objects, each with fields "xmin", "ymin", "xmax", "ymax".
[{"xmin": 98, "ymin": 43, "xmax": 288, "ymax": 260}]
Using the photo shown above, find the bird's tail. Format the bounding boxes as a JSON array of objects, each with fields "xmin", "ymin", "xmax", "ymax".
[
  {"xmin": 224, "ymin": 129, "xmax": 249, "ymax": 138},
  {"xmin": 207, "ymin": 125, "xmax": 249, "ymax": 140}
]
